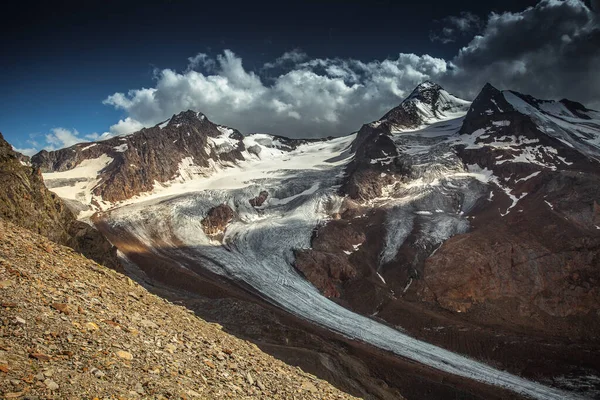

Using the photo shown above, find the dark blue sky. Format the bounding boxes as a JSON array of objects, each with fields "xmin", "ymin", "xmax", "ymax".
[{"xmin": 0, "ymin": 0, "xmax": 582, "ymax": 151}]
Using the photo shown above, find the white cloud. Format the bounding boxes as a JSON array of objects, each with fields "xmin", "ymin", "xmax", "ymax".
[
  {"xmin": 103, "ymin": 50, "xmax": 449, "ymax": 138},
  {"xmin": 11, "ymin": 146, "xmax": 38, "ymax": 157},
  {"xmin": 45, "ymin": 128, "xmax": 85, "ymax": 149},
  {"xmin": 263, "ymin": 49, "xmax": 308, "ymax": 69}
]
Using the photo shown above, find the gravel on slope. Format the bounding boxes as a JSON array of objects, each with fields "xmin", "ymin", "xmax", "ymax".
[{"xmin": 0, "ymin": 218, "xmax": 358, "ymax": 400}]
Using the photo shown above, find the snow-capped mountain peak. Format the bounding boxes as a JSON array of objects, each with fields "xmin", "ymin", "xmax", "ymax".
[
  {"xmin": 381, "ymin": 81, "xmax": 471, "ymax": 132},
  {"xmin": 164, "ymin": 109, "xmax": 208, "ymax": 128}
]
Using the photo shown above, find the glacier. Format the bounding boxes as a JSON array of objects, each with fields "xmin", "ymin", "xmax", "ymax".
[{"xmin": 102, "ymin": 125, "xmax": 579, "ymax": 400}]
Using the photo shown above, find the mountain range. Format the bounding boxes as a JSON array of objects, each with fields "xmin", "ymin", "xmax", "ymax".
[{"xmin": 2, "ymin": 81, "xmax": 600, "ymax": 399}]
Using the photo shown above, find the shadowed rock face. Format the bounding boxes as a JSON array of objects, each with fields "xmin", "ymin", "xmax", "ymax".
[
  {"xmin": 0, "ymin": 132, "xmax": 121, "ymax": 270},
  {"xmin": 294, "ymin": 220, "xmax": 365, "ymax": 298}
]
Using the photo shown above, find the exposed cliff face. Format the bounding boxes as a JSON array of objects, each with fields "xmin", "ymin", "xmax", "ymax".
[{"xmin": 0, "ymin": 132, "xmax": 120, "ymax": 270}]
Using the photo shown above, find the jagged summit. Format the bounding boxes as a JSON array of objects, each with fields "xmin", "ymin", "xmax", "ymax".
[
  {"xmin": 459, "ymin": 83, "xmax": 600, "ymax": 164},
  {"xmin": 404, "ymin": 81, "xmax": 444, "ymax": 102},
  {"xmin": 161, "ymin": 110, "xmax": 210, "ymax": 129},
  {"xmin": 381, "ymin": 81, "xmax": 471, "ymax": 131}
]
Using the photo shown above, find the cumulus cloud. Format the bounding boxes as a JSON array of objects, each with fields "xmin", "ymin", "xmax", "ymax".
[
  {"xmin": 85, "ymin": 117, "xmax": 145, "ymax": 142},
  {"xmin": 45, "ymin": 128, "xmax": 86, "ymax": 149},
  {"xmin": 103, "ymin": 50, "xmax": 449, "ymax": 138},
  {"xmin": 443, "ymin": 0, "xmax": 600, "ymax": 107},
  {"xmin": 24, "ymin": 117, "xmax": 146, "ymax": 155},
  {"xmin": 430, "ymin": 12, "xmax": 483, "ymax": 43}
]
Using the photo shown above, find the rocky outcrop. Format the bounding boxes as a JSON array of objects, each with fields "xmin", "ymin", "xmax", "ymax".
[
  {"xmin": 294, "ymin": 250, "xmax": 356, "ymax": 298},
  {"xmin": 293, "ymin": 220, "xmax": 366, "ymax": 298},
  {"xmin": 201, "ymin": 204, "xmax": 234, "ymax": 236},
  {"xmin": 0, "ymin": 218, "xmax": 358, "ymax": 400},
  {"xmin": 0, "ymin": 132, "xmax": 120, "ymax": 270},
  {"xmin": 249, "ymin": 191, "xmax": 269, "ymax": 207}
]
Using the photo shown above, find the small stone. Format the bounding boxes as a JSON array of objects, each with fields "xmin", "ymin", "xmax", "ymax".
[
  {"xmin": 134, "ymin": 382, "xmax": 144, "ymax": 394},
  {"xmin": 3, "ymin": 393, "xmax": 24, "ymax": 399},
  {"xmin": 257, "ymin": 380, "xmax": 265, "ymax": 391},
  {"xmin": 0, "ymin": 279, "xmax": 13, "ymax": 289},
  {"xmin": 203, "ymin": 359, "xmax": 215, "ymax": 369},
  {"xmin": 92, "ymin": 368, "xmax": 105, "ymax": 378},
  {"xmin": 0, "ymin": 364, "xmax": 8, "ymax": 373},
  {"xmin": 165, "ymin": 344, "xmax": 176, "ymax": 354},
  {"xmin": 30, "ymin": 353, "xmax": 51, "ymax": 362},
  {"xmin": 139, "ymin": 319, "xmax": 158, "ymax": 329},
  {"xmin": 116, "ymin": 350, "xmax": 133, "ymax": 361},
  {"xmin": 35, "ymin": 372, "xmax": 45, "ymax": 381},
  {"xmin": 246, "ymin": 372, "xmax": 254, "ymax": 385},
  {"xmin": 186, "ymin": 389, "xmax": 203, "ymax": 397},
  {"xmin": 301, "ymin": 381, "xmax": 318, "ymax": 393},
  {"xmin": 51, "ymin": 303, "xmax": 70, "ymax": 315},
  {"xmin": 14, "ymin": 316, "xmax": 26, "ymax": 325},
  {"xmin": 44, "ymin": 378, "xmax": 59, "ymax": 391},
  {"xmin": 85, "ymin": 322, "xmax": 99, "ymax": 331}
]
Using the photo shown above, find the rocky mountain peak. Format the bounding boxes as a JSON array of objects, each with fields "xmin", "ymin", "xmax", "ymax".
[
  {"xmin": 459, "ymin": 82, "xmax": 512, "ymax": 126},
  {"xmin": 164, "ymin": 110, "xmax": 210, "ymax": 129},
  {"xmin": 405, "ymin": 80, "xmax": 444, "ymax": 102},
  {"xmin": 381, "ymin": 81, "xmax": 471, "ymax": 130},
  {"xmin": 0, "ymin": 132, "xmax": 17, "ymax": 161}
]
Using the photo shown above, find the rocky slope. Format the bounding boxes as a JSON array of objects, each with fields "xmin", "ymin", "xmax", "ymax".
[
  {"xmin": 0, "ymin": 218, "xmax": 357, "ymax": 400},
  {"xmin": 0, "ymin": 132, "xmax": 120, "ymax": 270}
]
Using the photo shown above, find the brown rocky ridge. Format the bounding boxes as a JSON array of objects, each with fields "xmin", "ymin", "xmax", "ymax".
[
  {"xmin": 0, "ymin": 218, "xmax": 358, "ymax": 399},
  {"xmin": 0, "ymin": 132, "xmax": 120, "ymax": 271}
]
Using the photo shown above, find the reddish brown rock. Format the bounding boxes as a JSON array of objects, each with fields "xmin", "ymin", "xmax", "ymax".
[
  {"xmin": 249, "ymin": 191, "xmax": 269, "ymax": 207},
  {"xmin": 294, "ymin": 250, "xmax": 356, "ymax": 298},
  {"xmin": 201, "ymin": 204, "xmax": 234, "ymax": 236}
]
